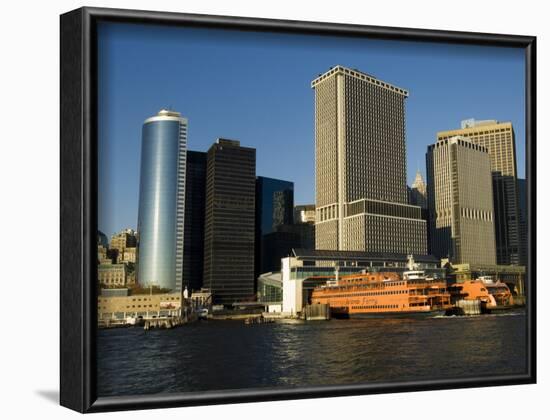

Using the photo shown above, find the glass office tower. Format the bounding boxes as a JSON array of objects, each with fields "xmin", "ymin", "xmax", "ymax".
[
  {"xmin": 182, "ymin": 151, "xmax": 207, "ymax": 292},
  {"xmin": 137, "ymin": 110, "xmax": 187, "ymax": 291},
  {"xmin": 254, "ymin": 177, "xmax": 294, "ymax": 276}
]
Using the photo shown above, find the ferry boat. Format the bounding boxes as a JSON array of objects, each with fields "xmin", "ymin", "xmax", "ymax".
[
  {"xmin": 310, "ymin": 256, "xmax": 451, "ymax": 318},
  {"xmin": 448, "ymin": 276, "xmax": 516, "ymax": 314}
]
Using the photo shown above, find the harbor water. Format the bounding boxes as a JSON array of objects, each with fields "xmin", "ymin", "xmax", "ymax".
[{"xmin": 98, "ymin": 311, "xmax": 527, "ymax": 397}]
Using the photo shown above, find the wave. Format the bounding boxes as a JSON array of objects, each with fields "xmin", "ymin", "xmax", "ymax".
[{"xmin": 431, "ymin": 310, "xmax": 526, "ymax": 319}]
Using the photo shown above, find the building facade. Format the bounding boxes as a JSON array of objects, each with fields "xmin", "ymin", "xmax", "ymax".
[
  {"xmin": 203, "ymin": 139, "xmax": 256, "ymax": 304},
  {"xmin": 517, "ymin": 178, "xmax": 527, "ymax": 266},
  {"xmin": 110, "ymin": 229, "xmax": 137, "ymax": 253},
  {"xmin": 409, "ymin": 170, "xmax": 427, "ymax": 208},
  {"xmin": 97, "ymin": 292, "xmax": 182, "ymax": 320},
  {"xmin": 182, "ymin": 151, "xmax": 207, "ymax": 292},
  {"xmin": 437, "ymin": 119, "xmax": 522, "ymax": 265},
  {"xmin": 260, "ymin": 229, "xmax": 301, "ymax": 274},
  {"xmin": 294, "ymin": 204, "xmax": 316, "ymax": 224},
  {"xmin": 119, "ymin": 247, "xmax": 136, "ymax": 264},
  {"xmin": 426, "ymin": 136, "xmax": 496, "ymax": 265},
  {"xmin": 98, "ymin": 263, "xmax": 127, "ymax": 288},
  {"xmin": 255, "ymin": 177, "xmax": 294, "ymax": 277},
  {"xmin": 312, "ymin": 65, "xmax": 427, "ymax": 254},
  {"xmin": 272, "ymin": 189, "xmax": 294, "ymax": 230},
  {"xmin": 137, "ymin": 109, "xmax": 188, "ymax": 291}
]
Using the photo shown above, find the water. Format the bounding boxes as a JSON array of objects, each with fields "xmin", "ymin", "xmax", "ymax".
[{"xmin": 97, "ymin": 311, "xmax": 527, "ymax": 397}]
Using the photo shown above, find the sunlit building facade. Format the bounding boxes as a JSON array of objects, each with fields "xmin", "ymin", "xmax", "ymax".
[
  {"xmin": 312, "ymin": 65, "xmax": 427, "ymax": 254},
  {"xmin": 437, "ymin": 119, "xmax": 521, "ymax": 265},
  {"xmin": 137, "ymin": 109, "xmax": 188, "ymax": 291},
  {"xmin": 426, "ymin": 136, "xmax": 496, "ymax": 265}
]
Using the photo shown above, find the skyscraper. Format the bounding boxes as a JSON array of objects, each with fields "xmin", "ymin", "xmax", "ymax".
[
  {"xmin": 137, "ymin": 109, "xmax": 187, "ymax": 291},
  {"xmin": 437, "ymin": 119, "xmax": 521, "ymax": 265},
  {"xmin": 182, "ymin": 151, "xmax": 207, "ymax": 292},
  {"xmin": 203, "ymin": 139, "xmax": 256, "ymax": 305},
  {"xmin": 409, "ymin": 170, "xmax": 427, "ymax": 209},
  {"xmin": 255, "ymin": 177, "xmax": 294, "ymax": 277},
  {"xmin": 312, "ymin": 65, "xmax": 427, "ymax": 254},
  {"xmin": 426, "ymin": 136, "xmax": 496, "ymax": 265},
  {"xmin": 517, "ymin": 178, "xmax": 528, "ymax": 266}
]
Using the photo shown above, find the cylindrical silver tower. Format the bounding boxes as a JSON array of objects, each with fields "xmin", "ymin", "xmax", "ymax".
[{"xmin": 137, "ymin": 109, "xmax": 187, "ymax": 291}]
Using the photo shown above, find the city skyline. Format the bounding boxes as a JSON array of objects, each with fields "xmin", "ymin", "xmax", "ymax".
[{"xmin": 98, "ymin": 22, "xmax": 526, "ymax": 237}]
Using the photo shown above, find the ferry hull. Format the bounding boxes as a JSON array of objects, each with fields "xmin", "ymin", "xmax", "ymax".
[
  {"xmin": 483, "ymin": 304, "xmax": 525, "ymax": 314},
  {"xmin": 332, "ymin": 309, "xmax": 446, "ymax": 319}
]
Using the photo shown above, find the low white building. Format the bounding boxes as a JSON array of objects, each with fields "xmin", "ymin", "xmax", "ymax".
[{"xmin": 282, "ymin": 257, "xmax": 304, "ymax": 316}]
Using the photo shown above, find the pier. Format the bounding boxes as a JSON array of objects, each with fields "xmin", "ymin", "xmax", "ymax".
[
  {"xmin": 143, "ymin": 316, "xmax": 184, "ymax": 330},
  {"xmin": 303, "ymin": 304, "xmax": 331, "ymax": 321}
]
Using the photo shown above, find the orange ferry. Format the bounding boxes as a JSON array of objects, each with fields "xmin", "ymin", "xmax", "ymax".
[
  {"xmin": 311, "ymin": 266, "xmax": 451, "ymax": 318},
  {"xmin": 448, "ymin": 276, "xmax": 515, "ymax": 314}
]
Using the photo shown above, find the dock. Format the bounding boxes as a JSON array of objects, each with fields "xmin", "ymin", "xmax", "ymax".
[
  {"xmin": 143, "ymin": 316, "xmax": 184, "ymax": 330},
  {"xmin": 302, "ymin": 304, "xmax": 331, "ymax": 321}
]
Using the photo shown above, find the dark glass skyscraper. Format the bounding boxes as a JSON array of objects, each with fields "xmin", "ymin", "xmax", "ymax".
[
  {"xmin": 203, "ymin": 139, "xmax": 256, "ymax": 305},
  {"xmin": 137, "ymin": 110, "xmax": 187, "ymax": 291},
  {"xmin": 255, "ymin": 177, "xmax": 294, "ymax": 276},
  {"xmin": 182, "ymin": 151, "xmax": 207, "ymax": 292}
]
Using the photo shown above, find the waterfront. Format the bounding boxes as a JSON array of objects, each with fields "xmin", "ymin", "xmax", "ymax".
[{"xmin": 98, "ymin": 311, "xmax": 527, "ymax": 397}]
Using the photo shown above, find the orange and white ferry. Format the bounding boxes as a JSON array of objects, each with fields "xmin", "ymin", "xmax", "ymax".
[
  {"xmin": 448, "ymin": 276, "xmax": 515, "ymax": 314},
  {"xmin": 311, "ymin": 257, "xmax": 451, "ymax": 318}
]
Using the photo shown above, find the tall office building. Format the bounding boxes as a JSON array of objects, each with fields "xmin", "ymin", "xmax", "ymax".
[
  {"xmin": 437, "ymin": 119, "xmax": 521, "ymax": 265},
  {"xmin": 137, "ymin": 109, "xmax": 187, "ymax": 291},
  {"xmin": 312, "ymin": 65, "xmax": 427, "ymax": 254},
  {"xmin": 255, "ymin": 177, "xmax": 294, "ymax": 277},
  {"xmin": 203, "ymin": 139, "xmax": 256, "ymax": 305},
  {"xmin": 409, "ymin": 170, "xmax": 427, "ymax": 209},
  {"xmin": 517, "ymin": 178, "xmax": 528, "ymax": 266},
  {"xmin": 426, "ymin": 136, "xmax": 496, "ymax": 265},
  {"xmin": 182, "ymin": 151, "xmax": 207, "ymax": 292}
]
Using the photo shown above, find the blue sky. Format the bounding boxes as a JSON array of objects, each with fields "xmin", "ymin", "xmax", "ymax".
[{"xmin": 98, "ymin": 22, "xmax": 525, "ymax": 237}]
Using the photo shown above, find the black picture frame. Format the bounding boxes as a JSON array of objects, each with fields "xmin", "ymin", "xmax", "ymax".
[{"xmin": 60, "ymin": 6, "xmax": 537, "ymax": 413}]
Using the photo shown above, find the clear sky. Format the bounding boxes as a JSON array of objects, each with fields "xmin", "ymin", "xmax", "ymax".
[{"xmin": 98, "ymin": 21, "xmax": 525, "ymax": 237}]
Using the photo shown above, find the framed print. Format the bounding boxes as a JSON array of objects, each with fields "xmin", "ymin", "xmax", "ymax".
[{"xmin": 60, "ymin": 7, "xmax": 536, "ymax": 413}]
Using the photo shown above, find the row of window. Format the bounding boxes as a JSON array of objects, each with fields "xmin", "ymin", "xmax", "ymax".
[{"xmin": 322, "ymin": 289, "xmax": 409, "ymax": 298}]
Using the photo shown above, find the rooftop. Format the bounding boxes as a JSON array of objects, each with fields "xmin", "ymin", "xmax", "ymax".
[
  {"xmin": 291, "ymin": 248, "xmax": 439, "ymax": 263},
  {"xmin": 311, "ymin": 65, "xmax": 408, "ymax": 97},
  {"xmin": 216, "ymin": 138, "xmax": 241, "ymax": 147},
  {"xmin": 461, "ymin": 118, "xmax": 499, "ymax": 129},
  {"xmin": 144, "ymin": 109, "xmax": 188, "ymax": 124},
  {"xmin": 437, "ymin": 120, "xmax": 512, "ymax": 137}
]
